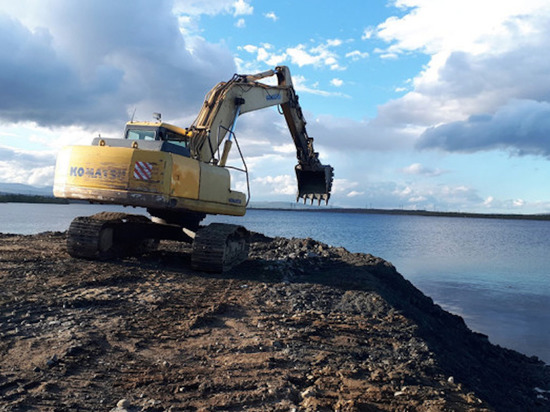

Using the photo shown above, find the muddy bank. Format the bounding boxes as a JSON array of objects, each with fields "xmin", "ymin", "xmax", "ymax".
[{"xmin": 0, "ymin": 232, "xmax": 549, "ymax": 411}]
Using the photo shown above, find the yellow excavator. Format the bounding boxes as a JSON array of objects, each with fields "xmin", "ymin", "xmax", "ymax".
[{"xmin": 53, "ymin": 66, "xmax": 333, "ymax": 272}]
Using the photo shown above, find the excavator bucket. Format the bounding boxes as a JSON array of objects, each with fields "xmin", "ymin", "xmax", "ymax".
[{"xmin": 295, "ymin": 164, "xmax": 334, "ymax": 205}]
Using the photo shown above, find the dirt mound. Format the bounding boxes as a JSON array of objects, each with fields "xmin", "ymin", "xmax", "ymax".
[{"xmin": 0, "ymin": 232, "xmax": 549, "ymax": 411}]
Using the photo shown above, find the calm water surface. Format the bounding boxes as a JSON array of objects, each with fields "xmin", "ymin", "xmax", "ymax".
[{"xmin": 1, "ymin": 203, "xmax": 549, "ymax": 363}]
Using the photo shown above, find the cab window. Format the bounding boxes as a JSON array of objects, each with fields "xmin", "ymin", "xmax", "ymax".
[
  {"xmin": 156, "ymin": 128, "xmax": 187, "ymax": 147},
  {"xmin": 164, "ymin": 130, "xmax": 188, "ymax": 147},
  {"xmin": 127, "ymin": 129, "xmax": 156, "ymax": 140}
]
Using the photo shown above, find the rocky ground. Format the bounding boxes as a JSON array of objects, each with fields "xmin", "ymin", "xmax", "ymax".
[{"xmin": 0, "ymin": 231, "xmax": 549, "ymax": 411}]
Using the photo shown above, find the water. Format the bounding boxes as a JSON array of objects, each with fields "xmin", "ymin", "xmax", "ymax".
[{"xmin": 1, "ymin": 203, "xmax": 549, "ymax": 363}]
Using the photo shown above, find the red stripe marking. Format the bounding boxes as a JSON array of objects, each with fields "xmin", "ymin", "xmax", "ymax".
[{"xmin": 134, "ymin": 162, "xmax": 153, "ymax": 180}]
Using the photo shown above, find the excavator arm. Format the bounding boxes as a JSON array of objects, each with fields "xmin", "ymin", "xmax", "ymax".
[
  {"xmin": 275, "ymin": 66, "xmax": 334, "ymax": 204},
  {"xmin": 187, "ymin": 66, "xmax": 333, "ymax": 204}
]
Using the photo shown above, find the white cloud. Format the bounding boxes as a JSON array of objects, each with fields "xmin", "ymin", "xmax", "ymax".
[
  {"xmin": 0, "ymin": 0, "xmax": 237, "ymax": 129},
  {"xmin": 233, "ymin": 0, "xmax": 253, "ymax": 16},
  {"xmin": 326, "ymin": 39, "xmax": 343, "ymax": 47},
  {"xmin": 238, "ymin": 38, "xmax": 359, "ymax": 73},
  {"xmin": 483, "ymin": 196, "xmax": 494, "ymax": 207},
  {"xmin": 479, "ymin": 195, "xmax": 550, "ymax": 212},
  {"xmin": 370, "ymin": 1, "xmax": 550, "ymax": 159},
  {"xmin": 28, "ymin": 166, "xmax": 55, "ymax": 186},
  {"xmin": 0, "ymin": 145, "xmax": 56, "ymax": 186},
  {"xmin": 287, "ymin": 40, "xmax": 345, "ymax": 70},
  {"xmin": 331, "ymin": 178, "xmax": 360, "ymax": 195},
  {"xmin": 390, "ymin": 182, "xmax": 483, "ymax": 210},
  {"xmin": 287, "ymin": 44, "xmax": 320, "ymax": 67},
  {"xmin": 396, "ymin": 186, "xmax": 412, "ymax": 197},
  {"xmin": 308, "ymin": 114, "xmax": 415, "ymax": 152},
  {"xmin": 417, "ymin": 100, "xmax": 550, "ymax": 157},
  {"xmin": 173, "ymin": 0, "xmax": 236, "ymax": 16},
  {"xmin": 239, "ymin": 44, "xmax": 288, "ymax": 68},
  {"xmin": 235, "ymin": 18, "xmax": 246, "ymax": 28},
  {"xmin": 376, "ymin": 0, "xmax": 546, "ymax": 57},
  {"xmin": 408, "ymin": 195, "xmax": 426, "ymax": 203},
  {"xmin": 242, "ymin": 44, "xmax": 258, "ymax": 54},
  {"xmin": 292, "ymin": 75, "xmax": 349, "ymax": 98},
  {"xmin": 252, "ymin": 175, "xmax": 296, "ymax": 195},
  {"xmin": 257, "ymin": 47, "xmax": 287, "ymax": 66},
  {"xmin": 326, "ymin": 177, "xmax": 489, "ymax": 211},
  {"xmin": 513, "ymin": 198, "xmax": 525, "ymax": 207},
  {"xmin": 362, "ymin": 27, "xmax": 375, "ymax": 40},
  {"xmin": 330, "ymin": 78, "xmax": 344, "ymax": 87},
  {"xmin": 264, "ymin": 11, "xmax": 278, "ymax": 21},
  {"xmin": 272, "ymin": 143, "xmax": 295, "ymax": 154},
  {"xmin": 401, "ymin": 163, "xmax": 446, "ymax": 177},
  {"xmin": 345, "ymin": 50, "xmax": 369, "ymax": 61}
]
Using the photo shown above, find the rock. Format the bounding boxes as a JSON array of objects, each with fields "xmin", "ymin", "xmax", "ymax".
[
  {"xmin": 117, "ymin": 399, "xmax": 130, "ymax": 408},
  {"xmin": 300, "ymin": 386, "xmax": 318, "ymax": 399},
  {"xmin": 46, "ymin": 355, "xmax": 58, "ymax": 368}
]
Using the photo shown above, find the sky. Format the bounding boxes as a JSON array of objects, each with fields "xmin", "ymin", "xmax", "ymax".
[{"xmin": 1, "ymin": 0, "xmax": 550, "ymax": 213}]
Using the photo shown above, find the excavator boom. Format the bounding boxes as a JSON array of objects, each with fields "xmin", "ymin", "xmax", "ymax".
[{"xmin": 187, "ymin": 65, "xmax": 333, "ymax": 203}]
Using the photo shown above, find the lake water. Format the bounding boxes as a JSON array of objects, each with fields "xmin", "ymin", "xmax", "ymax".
[{"xmin": 1, "ymin": 203, "xmax": 549, "ymax": 364}]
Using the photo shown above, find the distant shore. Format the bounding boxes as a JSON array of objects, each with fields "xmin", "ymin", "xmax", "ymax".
[
  {"xmin": 249, "ymin": 206, "xmax": 550, "ymax": 221},
  {"xmin": 3, "ymin": 194, "xmax": 550, "ymax": 221}
]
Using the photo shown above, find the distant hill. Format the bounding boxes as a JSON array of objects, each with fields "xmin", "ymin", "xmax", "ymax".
[{"xmin": 0, "ymin": 183, "xmax": 54, "ymax": 197}]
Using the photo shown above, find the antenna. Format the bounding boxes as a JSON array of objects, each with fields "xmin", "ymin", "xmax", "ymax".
[
  {"xmin": 153, "ymin": 112, "xmax": 162, "ymax": 122},
  {"xmin": 130, "ymin": 107, "xmax": 137, "ymax": 122}
]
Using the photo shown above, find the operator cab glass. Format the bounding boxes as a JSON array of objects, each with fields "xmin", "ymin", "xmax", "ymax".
[
  {"xmin": 126, "ymin": 129, "xmax": 156, "ymax": 140},
  {"xmin": 125, "ymin": 126, "xmax": 188, "ymax": 148},
  {"xmin": 158, "ymin": 128, "xmax": 188, "ymax": 148}
]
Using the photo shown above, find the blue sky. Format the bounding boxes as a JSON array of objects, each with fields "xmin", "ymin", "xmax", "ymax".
[{"xmin": 1, "ymin": 0, "xmax": 550, "ymax": 213}]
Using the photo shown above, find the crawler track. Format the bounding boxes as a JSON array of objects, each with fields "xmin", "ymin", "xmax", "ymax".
[
  {"xmin": 191, "ymin": 223, "xmax": 249, "ymax": 272},
  {"xmin": 67, "ymin": 213, "xmax": 158, "ymax": 260},
  {"xmin": 67, "ymin": 214, "xmax": 249, "ymax": 272}
]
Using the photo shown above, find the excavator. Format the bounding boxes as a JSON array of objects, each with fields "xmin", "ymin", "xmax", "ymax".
[{"xmin": 53, "ymin": 66, "xmax": 333, "ymax": 272}]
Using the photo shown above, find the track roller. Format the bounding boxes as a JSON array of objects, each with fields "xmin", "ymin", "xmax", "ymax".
[
  {"xmin": 191, "ymin": 223, "xmax": 250, "ymax": 273},
  {"xmin": 66, "ymin": 213, "xmax": 159, "ymax": 260}
]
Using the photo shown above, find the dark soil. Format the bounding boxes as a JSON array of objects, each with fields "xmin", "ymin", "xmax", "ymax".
[{"xmin": 0, "ymin": 231, "xmax": 549, "ymax": 411}]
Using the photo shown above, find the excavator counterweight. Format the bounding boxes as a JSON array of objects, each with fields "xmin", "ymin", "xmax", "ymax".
[{"xmin": 54, "ymin": 66, "xmax": 333, "ymax": 272}]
